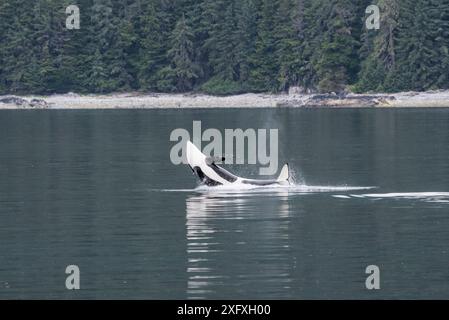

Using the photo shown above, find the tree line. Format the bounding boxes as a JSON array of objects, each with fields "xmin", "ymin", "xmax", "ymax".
[{"xmin": 0, "ymin": 0, "xmax": 448, "ymax": 95}]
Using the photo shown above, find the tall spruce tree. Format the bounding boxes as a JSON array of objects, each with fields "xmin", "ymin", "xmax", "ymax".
[
  {"xmin": 0, "ymin": 0, "xmax": 38, "ymax": 93},
  {"xmin": 250, "ymin": 0, "xmax": 280, "ymax": 92},
  {"xmin": 203, "ymin": 0, "xmax": 238, "ymax": 82},
  {"xmin": 356, "ymin": 0, "xmax": 399, "ymax": 92},
  {"xmin": 235, "ymin": 0, "xmax": 258, "ymax": 85},
  {"xmin": 313, "ymin": 0, "xmax": 362, "ymax": 92},
  {"xmin": 0, "ymin": 0, "xmax": 18, "ymax": 93},
  {"xmin": 87, "ymin": 0, "xmax": 116, "ymax": 92},
  {"xmin": 137, "ymin": 0, "xmax": 163, "ymax": 90},
  {"xmin": 165, "ymin": 14, "xmax": 199, "ymax": 91},
  {"xmin": 275, "ymin": 0, "xmax": 303, "ymax": 91}
]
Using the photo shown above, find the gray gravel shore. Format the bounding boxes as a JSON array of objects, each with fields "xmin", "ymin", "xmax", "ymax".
[{"xmin": 1, "ymin": 90, "xmax": 449, "ymax": 109}]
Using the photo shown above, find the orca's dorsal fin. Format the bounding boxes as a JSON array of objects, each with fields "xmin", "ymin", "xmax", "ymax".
[
  {"xmin": 277, "ymin": 163, "xmax": 290, "ymax": 183},
  {"xmin": 206, "ymin": 156, "xmax": 226, "ymax": 165}
]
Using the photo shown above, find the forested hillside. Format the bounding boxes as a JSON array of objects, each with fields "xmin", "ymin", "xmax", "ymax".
[{"xmin": 0, "ymin": 0, "xmax": 448, "ymax": 95}]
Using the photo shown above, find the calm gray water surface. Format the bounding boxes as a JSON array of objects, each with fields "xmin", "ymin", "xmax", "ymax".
[{"xmin": 1, "ymin": 108, "xmax": 449, "ymax": 299}]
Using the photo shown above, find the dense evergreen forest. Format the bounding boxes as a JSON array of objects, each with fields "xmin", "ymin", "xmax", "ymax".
[{"xmin": 1, "ymin": 0, "xmax": 449, "ymax": 95}]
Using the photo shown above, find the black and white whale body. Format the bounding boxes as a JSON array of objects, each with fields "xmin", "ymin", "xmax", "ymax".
[{"xmin": 186, "ymin": 141, "xmax": 291, "ymax": 187}]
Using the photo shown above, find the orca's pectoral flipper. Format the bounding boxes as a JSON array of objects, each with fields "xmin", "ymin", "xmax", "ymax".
[{"xmin": 205, "ymin": 156, "xmax": 226, "ymax": 165}]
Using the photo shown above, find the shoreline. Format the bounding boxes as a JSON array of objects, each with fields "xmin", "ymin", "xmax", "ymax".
[{"xmin": 1, "ymin": 90, "xmax": 449, "ymax": 109}]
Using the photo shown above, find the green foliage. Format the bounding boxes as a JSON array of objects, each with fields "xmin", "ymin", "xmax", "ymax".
[
  {"xmin": 201, "ymin": 77, "xmax": 248, "ymax": 95},
  {"xmin": 356, "ymin": 0, "xmax": 449, "ymax": 92},
  {"xmin": 249, "ymin": 0, "xmax": 279, "ymax": 92},
  {"xmin": 166, "ymin": 14, "xmax": 199, "ymax": 91},
  {"xmin": 1, "ymin": 0, "xmax": 449, "ymax": 95}
]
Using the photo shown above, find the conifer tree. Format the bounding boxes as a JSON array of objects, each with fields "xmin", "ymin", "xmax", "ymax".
[
  {"xmin": 275, "ymin": 0, "xmax": 303, "ymax": 91},
  {"xmin": 165, "ymin": 14, "xmax": 199, "ymax": 91},
  {"xmin": 250, "ymin": 0, "xmax": 280, "ymax": 92},
  {"xmin": 314, "ymin": 0, "xmax": 362, "ymax": 93},
  {"xmin": 137, "ymin": 0, "xmax": 166, "ymax": 90},
  {"xmin": 235, "ymin": 0, "xmax": 258, "ymax": 85},
  {"xmin": 356, "ymin": 0, "xmax": 399, "ymax": 92}
]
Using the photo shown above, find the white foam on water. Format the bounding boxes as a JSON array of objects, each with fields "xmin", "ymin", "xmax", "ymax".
[
  {"xmin": 156, "ymin": 184, "xmax": 376, "ymax": 195},
  {"xmin": 192, "ymin": 183, "xmax": 377, "ymax": 196},
  {"xmin": 333, "ymin": 192, "xmax": 449, "ymax": 204},
  {"xmin": 156, "ymin": 164, "xmax": 376, "ymax": 195},
  {"xmin": 332, "ymin": 195, "xmax": 352, "ymax": 199},
  {"xmin": 155, "ymin": 187, "xmax": 449, "ymax": 205},
  {"xmin": 356, "ymin": 192, "xmax": 449, "ymax": 198}
]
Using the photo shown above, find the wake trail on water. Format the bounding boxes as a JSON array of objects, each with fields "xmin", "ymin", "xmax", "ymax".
[
  {"xmin": 332, "ymin": 192, "xmax": 449, "ymax": 203},
  {"xmin": 156, "ymin": 165, "xmax": 376, "ymax": 194},
  {"xmin": 157, "ymin": 183, "xmax": 376, "ymax": 194},
  {"xmin": 147, "ymin": 164, "xmax": 447, "ymax": 201}
]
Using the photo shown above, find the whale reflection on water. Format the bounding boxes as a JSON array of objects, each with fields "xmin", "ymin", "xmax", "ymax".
[
  {"xmin": 179, "ymin": 183, "xmax": 377, "ymax": 299},
  {"xmin": 185, "ymin": 189, "xmax": 292, "ymax": 299}
]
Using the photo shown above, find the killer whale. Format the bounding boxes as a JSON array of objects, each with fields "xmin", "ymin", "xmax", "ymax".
[{"xmin": 186, "ymin": 140, "xmax": 291, "ymax": 187}]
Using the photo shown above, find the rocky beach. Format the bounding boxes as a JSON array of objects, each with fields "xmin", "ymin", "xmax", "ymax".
[{"xmin": 1, "ymin": 90, "xmax": 449, "ymax": 109}]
